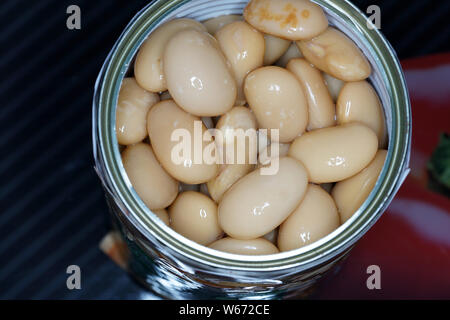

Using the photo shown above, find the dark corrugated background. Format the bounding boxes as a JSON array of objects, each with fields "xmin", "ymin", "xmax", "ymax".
[{"xmin": 0, "ymin": 0, "xmax": 449, "ymax": 299}]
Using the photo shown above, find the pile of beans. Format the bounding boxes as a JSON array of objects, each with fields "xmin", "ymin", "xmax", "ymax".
[{"xmin": 117, "ymin": 0, "xmax": 387, "ymax": 255}]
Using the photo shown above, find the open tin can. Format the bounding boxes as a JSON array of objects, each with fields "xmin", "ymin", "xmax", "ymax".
[{"xmin": 93, "ymin": 0, "xmax": 411, "ymax": 299}]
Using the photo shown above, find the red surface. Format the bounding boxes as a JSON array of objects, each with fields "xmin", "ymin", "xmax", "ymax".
[{"xmin": 315, "ymin": 53, "xmax": 450, "ymax": 300}]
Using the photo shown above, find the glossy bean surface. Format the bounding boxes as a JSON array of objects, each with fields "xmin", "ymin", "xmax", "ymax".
[
  {"xmin": 122, "ymin": 143, "xmax": 178, "ymax": 210},
  {"xmin": 116, "ymin": 78, "xmax": 160, "ymax": 145},
  {"xmin": 134, "ymin": 19, "xmax": 206, "ymax": 92},
  {"xmin": 288, "ymin": 123, "xmax": 378, "ymax": 183},
  {"xmin": 244, "ymin": 0, "xmax": 328, "ymax": 40},
  {"xmin": 170, "ymin": 191, "xmax": 223, "ymax": 245}
]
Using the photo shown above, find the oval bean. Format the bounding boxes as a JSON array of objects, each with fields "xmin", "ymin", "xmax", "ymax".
[
  {"xmin": 216, "ymin": 21, "xmax": 265, "ymax": 105},
  {"xmin": 278, "ymin": 184, "xmax": 340, "ymax": 251},
  {"xmin": 332, "ymin": 149, "xmax": 387, "ymax": 223},
  {"xmin": 209, "ymin": 237, "xmax": 279, "ymax": 255},
  {"xmin": 287, "ymin": 58, "xmax": 335, "ymax": 130},
  {"xmin": 337, "ymin": 81, "xmax": 387, "ymax": 148},
  {"xmin": 170, "ymin": 191, "xmax": 223, "ymax": 245},
  {"xmin": 245, "ymin": 66, "xmax": 308, "ymax": 143},
  {"xmin": 164, "ymin": 29, "xmax": 237, "ymax": 116},
  {"xmin": 122, "ymin": 143, "xmax": 178, "ymax": 210},
  {"xmin": 218, "ymin": 157, "xmax": 308, "ymax": 239},
  {"xmin": 147, "ymin": 100, "xmax": 219, "ymax": 184}
]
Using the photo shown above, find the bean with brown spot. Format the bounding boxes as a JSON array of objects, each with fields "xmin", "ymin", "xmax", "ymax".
[{"xmin": 134, "ymin": 19, "xmax": 206, "ymax": 92}]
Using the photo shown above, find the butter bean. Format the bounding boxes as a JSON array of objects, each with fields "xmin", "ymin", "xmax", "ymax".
[
  {"xmin": 121, "ymin": 143, "xmax": 178, "ymax": 210},
  {"xmin": 153, "ymin": 209, "xmax": 170, "ymax": 226},
  {"xmin": 288, "ymin": 123, "xmax": 378, "ymax": 183},
  {"xmin": 179, "ymin": 183, "xmax": 200, "ymax": 193},
  {"xmin": 116, "ymin": 78, "xmax": 160, "ymax": 145},
  {"xmin": 200, "ymin": 183, "xmax": 211, "ymax": 197},
  {"xmin": 164, "ymin": 29, "xmax": 237, "ymax": 116},
  {"xmin": 323, "ymin": 73, "xmax": 344, "ymax": 102},
  {"xmin": 287, "ymin": 58, "xmax": 335, "ymax": 130},
  {"xmin": 203, "ymin": 15, "xmax": 243, "ymax": 35},
  {"xmin": 134, "ymin": 19, "xmax": 206, "ymax": 92},
  {"xmin": 216, "ymin": 21, "xmax": 265, "ymax": 105},
  {"xmin": 337, "ymin": 81, "xmax": 387, "ymax": 148},
  {"xmin": 244, "ymin": 0, "xmax": 328, "ymax": 40},
  {"xmin": 207, "ymin": 164, "xmax": 254, "ymax": 203},
  {"xmin": 169, "ymin": 191, "xmax": 223, "ymax": 245},
  {"xmin": 147, "ymin": 100, "xmax": 219, "ymax": 184},
  {"xmin": 202, "ymin": 117, "xmax": 214, "ymax": 129},
  {"xmin": 218, "ymin": 157, "xmax": 308, "ymax": 239},
  {"xmin": 209, "ymin": 237, "xmax": 279, "ymax": 255},
  {"xmin": 263, "ymin": 34, "xmax": 291, "ymax": 65},
  {"xmin": 297, "ymin": 27, "xmax": 371, "ymax": 81},
  {"xmin": 278, "ymin": 184, "xmax": 340, "ymax": 251},
  {"xmin": 276, "ymin": 43, "xmax": 303, "ymax": 67},
  {"xmin": 263, "ymin": 228, "xmax": 278, "ymax": 245},
  {"xmin": 257, "ymin": 130, "xmax": 270, "ymax": 154},
  {"xmin": 244, "ymin": 66, "xmax": 308, "ymax": 143},
  {"xmin": 320, "ymin": 183, "xmax": 334, "ymax": 194},
  {"xmin": 332, "ymin": 150, "xmax": 387, "ymax": 223}
]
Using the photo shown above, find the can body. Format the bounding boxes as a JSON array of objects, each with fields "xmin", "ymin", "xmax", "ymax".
[{"xmin": 93, "ymin": 0, "xmax": 411, "ymax": 299}]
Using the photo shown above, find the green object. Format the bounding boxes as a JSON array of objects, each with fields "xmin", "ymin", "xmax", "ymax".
[{"xmin": 428, "ymin": 133, "xmax": 450, "ymax": 190}]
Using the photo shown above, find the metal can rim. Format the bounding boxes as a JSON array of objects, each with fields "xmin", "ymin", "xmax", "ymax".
[{"xmin": 93, "ymin": 0, "xmax": 411, "ymax": 270}]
